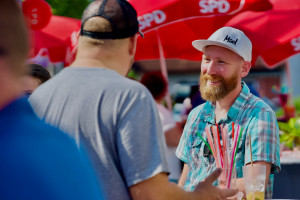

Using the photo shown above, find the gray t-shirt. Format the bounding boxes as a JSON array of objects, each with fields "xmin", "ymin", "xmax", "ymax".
[{"xmin": 30, "ymin": 67, "xmax": 169, "ymax": 200}]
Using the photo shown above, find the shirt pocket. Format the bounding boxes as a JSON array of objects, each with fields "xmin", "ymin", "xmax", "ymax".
[{"xmin": 188, "ymin": 139, "xmax": 210, "ymax": 170}]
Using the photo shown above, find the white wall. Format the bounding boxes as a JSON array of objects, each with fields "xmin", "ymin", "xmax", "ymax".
[{"xmin": 288, "ymin": 54, "xmax": 300, "ymax": 98}]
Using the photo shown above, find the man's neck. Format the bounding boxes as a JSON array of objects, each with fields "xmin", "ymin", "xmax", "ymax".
[
  {"xmin": 70, "ymin": 57, "xmax": 128, "ymax": 77},
  {"xmin": 70, "ymin": 58, "xmax": 106, "ymax": 69},
  {"xmin": 214, "ymin": 84, "xmax": 242, "ymax": 123}
]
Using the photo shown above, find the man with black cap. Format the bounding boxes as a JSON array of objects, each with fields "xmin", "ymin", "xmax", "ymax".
[
  {"xmin": 176, "ymin": 27, "xmax": 280, "ymax": 199},
  {"xmin": 0, "ymin": 1, "xmax": 104, "ymax": 199},
  {"xmin": 30, "ymin": 1, "xmax": 237, "ymax": 199}
]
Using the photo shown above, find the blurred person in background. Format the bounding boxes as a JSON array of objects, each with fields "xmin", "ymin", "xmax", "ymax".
[
  {"xmin": 141, "ymin": 71, "xmax": 183, "ymax": 183},
  {"xmin": 0, "ymin": 1, "xmax": 104, "ymax": 199},
  {"xmin": 23, "ymin": 63, "xmax": 51, "ymax": 95},
  {"xmin": 29, "ymin": 0, "xmax": 237, "ymax": 199}
]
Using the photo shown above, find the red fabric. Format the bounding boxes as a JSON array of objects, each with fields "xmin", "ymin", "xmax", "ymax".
[
  {"xmin": 226, "ymin": 0, "xmax": 300, "ymax": 68},
  {"xmin": 22, "ymin": 0, "xmax": 52, "ymax": 30},
  {"xmin": 29, "ymin": 15, "xmax": 81, "ymax": 63},
  {"xmin": 29, "ymin": 30, "xmax": 67, "ymax": 63},
  {"xmin": 135, "ymin": 15, "xmax": 233, "ymax": 61},
  {"xmin": 129, "ymin": 0, "xmax": 273, "ymax": 61},
  {"xmin": 41, "ymin": 16, "xmax": 81, "ymax": 41},
  {"xmin": 129, "ymin": 0, "xmax": 178, "ymax": 16}
]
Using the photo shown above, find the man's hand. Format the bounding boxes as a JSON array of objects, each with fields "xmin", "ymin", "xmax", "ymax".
[{"xmin": 194, "ymin": 168, "xmax": 238, "ymax": 200}]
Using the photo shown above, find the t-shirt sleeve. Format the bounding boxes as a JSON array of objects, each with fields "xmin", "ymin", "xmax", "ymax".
[
  {"xmin": 116, "ymin": 86, "xmax": 169, "ymax": 187},
  {"xmin": 245, "ymin": 110, "xmax": 281, "ymax": 173}
]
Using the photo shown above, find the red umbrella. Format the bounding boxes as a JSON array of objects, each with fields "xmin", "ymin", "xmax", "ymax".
[
  {"xmin": 129, "ymin": 0, "xmax": 272, "ymax": 110},
  {"xmin": 29, "ymin": 15, "xmax": 81, "ymax": 64},
  {"xmin": 225, "ymin": 0, "xmax": 300, "ymax": 68},
  {"xmin": 29, "ymin": 30, "xmax": 67, "ymax": 63},
  {"xmin": 41, "ymin": 15, "xmax": 81, "ymax": 41},
  {"xmin": 129, "ymin": 0, "xmax": 273, "ymax": 61},
  {"xmin": 129, "ymin": 0, "xmax": 178, "ymax": 16}
]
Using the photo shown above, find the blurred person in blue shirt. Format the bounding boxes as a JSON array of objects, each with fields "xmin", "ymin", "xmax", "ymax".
[{"xmin": 0, "ymin": 1, "xmax": 104, "ymax": 199}]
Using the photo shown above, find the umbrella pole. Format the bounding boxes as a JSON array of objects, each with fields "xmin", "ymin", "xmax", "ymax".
[
  {"xmin": 156, "ymin": 30, "xmax": 172, "ymax": 111},
  {"xmin": 285, "ymin": 60, "xmax": 292, "ymax": 91}
]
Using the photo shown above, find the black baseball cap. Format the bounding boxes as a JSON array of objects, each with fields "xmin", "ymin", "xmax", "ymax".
[{"xmin": 80, "ymin": 0, "xmax": 144, "ymax": 39}]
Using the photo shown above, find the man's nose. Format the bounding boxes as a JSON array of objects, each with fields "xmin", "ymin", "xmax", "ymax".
[{"xmin": 206, "ymin": 61, "xmax": 217, "ymax": 75}]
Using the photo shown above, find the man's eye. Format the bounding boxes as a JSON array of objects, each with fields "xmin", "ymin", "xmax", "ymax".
[{"xmin": 218, "ymin": 60, "xmax": 225, "ymax": 64}]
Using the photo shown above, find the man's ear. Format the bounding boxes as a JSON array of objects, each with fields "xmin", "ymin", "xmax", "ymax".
[
  {"xmin": 129, "ymin": 34, "xmax": 138, "ymax": 56},
  {"xmin": 241, "ymin": 61, "xmax": 251, "ymax": 78}
]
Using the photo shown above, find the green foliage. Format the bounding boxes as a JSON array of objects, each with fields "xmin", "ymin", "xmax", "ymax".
[
  {"xmin": 278, "ymin": 117, "xmax": 300, "ymax": 149},
  {"xmin": 275, "ymin": 107, "xmax": 284, "ymax": 118},
  {"xmin": 294, "ymin": 96, "xmax": 300, "ymax": 116},
  {"xmin": 127, "ymin": 69, "xmax": 139, "ymax": 80},
  {"xmin": 45, "ymin": 0, "xmax": 90, "ymax": 19}
]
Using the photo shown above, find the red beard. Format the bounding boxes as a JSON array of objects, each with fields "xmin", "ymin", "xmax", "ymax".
[{"xmin": 200, "ymin": 73, "xmax": 238, "ymax": 101}]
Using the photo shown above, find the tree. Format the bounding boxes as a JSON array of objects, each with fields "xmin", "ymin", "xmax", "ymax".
[{"xmin": 45, "ymin": 0, "xmax": 91, "ymax": 19}]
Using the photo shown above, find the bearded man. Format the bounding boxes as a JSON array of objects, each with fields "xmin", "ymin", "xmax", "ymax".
[{"xmin": 176, "ymin": 27, "xmax": 280, "ymax": 199}]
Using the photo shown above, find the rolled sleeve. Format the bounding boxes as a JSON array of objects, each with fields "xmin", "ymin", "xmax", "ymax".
[{"xmin": 245, "ymin": 110, "xmax": 281, "ymax": 173}]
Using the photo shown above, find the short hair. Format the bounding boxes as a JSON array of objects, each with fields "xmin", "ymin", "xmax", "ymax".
[
  {"xmin": 140, "ymin": 72, "xmax": 168, "ymax": 101},
  {"xmin": 28, "ymin": 63, "xmax": 51, "ymax": 84},
  {"xmin": 0, "ymin": 0, "xmax": 29, "ymax": 76},
  {"xmin": 80, "ymin": 1, "xmax": 114, "ymax": 46}
]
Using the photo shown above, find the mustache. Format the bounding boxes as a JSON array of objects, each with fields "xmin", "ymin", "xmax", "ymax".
[{"xmin": 202, "ymin": 74, "xmax": 223, "ymax": 82}]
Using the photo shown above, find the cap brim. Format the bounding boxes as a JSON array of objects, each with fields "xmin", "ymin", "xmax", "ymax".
[{"xmin": 192, "ymin": 40, "xmax": 243, "ymax": 60}]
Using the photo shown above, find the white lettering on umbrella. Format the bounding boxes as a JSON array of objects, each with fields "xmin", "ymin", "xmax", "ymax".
[
  {"xmin": 31, "ymin": 8, "xmax": 38, "ymax": 25},
  {"xmin": 199, "ymin": 0, "xmax": 230, "ymax": 14},
  {"xmin": 291, "ymin": 36, "xmax": 300, "ymax": 51},
  {"xmin": 138, "ymin": 10, "xmax": 166, "ymax": 31}
]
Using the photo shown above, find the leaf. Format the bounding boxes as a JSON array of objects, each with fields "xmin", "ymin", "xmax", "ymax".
[
  {"xmin": 284, "ymin": 138, "xmax": 294, "ymax": 149},
  {"xmin": 278, "ymin": 122, "xmax": 293, "ymax": 133},
  {"xmin": 288, "ymin": 118, "xmax": 296, "ymax": 128}
]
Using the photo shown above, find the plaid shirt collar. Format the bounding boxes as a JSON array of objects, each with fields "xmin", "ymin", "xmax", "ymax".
[{"xmin": 199, "ymin": 81, "xmax": 250, "ymax": 124}]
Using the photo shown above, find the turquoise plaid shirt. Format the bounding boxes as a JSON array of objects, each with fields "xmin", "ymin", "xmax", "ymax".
[{"xmin": 176, "ymin": 82, "xmax": 281, "ymax": 199}]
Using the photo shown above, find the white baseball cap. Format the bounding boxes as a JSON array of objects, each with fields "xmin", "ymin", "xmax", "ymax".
[{"xmin": 192, "ymin": 27, "xmax": 252, "ymax": 62}]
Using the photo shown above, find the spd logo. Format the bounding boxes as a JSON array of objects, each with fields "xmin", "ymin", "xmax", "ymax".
[
  {"xmin": 199, "ymin": 0, "xmax": 231, "ymax": 14},
  {"xmin": 291, "ymin": 36, "xmax": 300, "ymax": 51},
  {"xmin": 138, "ymin": 10, "xmax": 166, "ymax": 31}
]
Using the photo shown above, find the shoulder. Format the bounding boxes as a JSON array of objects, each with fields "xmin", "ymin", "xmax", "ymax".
[
  {"xmin": 240, "ymin": 82, "xmax": 275, "ymax": 114},
  {"xmin": 0, "ymin": 106, "xmax": 80, "ymax": 161},
  {"xmin": 188, "ymin": 103, "xmax": 207, "ymax": 119},
  {"xmin": 246, "ymin": 94, "xmax": 275, "ymax": 115},
  {"xmin": 27, "ymin": 113, "xmax": 78, "ymax": 148},
  {"xmin": 243, "ymin": 95, "xmax": 278, "ymax": 129},
  {"xmin": 0, "ymin": 112, "xmax": 103, "ymax": 199},
  {"xmin": 190, "ymin": 103, "xmax": 206, "ymax": 114},
  {"xmin": 111, "ymin": 77, "xmax": 154, "ymax": 102},
  {"xmin": 184, "ymin": 103, "xmax": 206, "ymax": 127}
]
